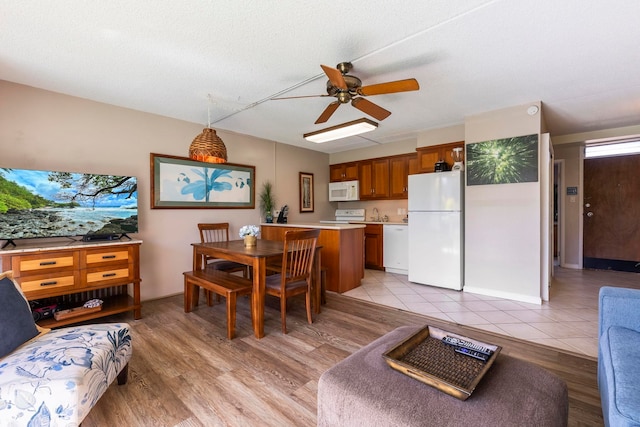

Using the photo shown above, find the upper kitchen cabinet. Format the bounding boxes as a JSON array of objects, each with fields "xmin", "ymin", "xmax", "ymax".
[
  {"xmin": 359, "ymin": 158, "xmax": 389, "ymax": 199},
  {"xmin": 389, "ymin": 153, "xmax": 419, "ymax": 199},
  {"xmin": 416, "ymin": 141, "xmax": 464, "ymax": 173},
  {"xmin": 330, "ymin": 162, "xmax": 359, "ymax": 182}
]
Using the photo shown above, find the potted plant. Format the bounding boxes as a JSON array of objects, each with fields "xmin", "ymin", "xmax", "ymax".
[{"xmin": 259, "ymin": 181, "xmax": 276, "ymax": 223}]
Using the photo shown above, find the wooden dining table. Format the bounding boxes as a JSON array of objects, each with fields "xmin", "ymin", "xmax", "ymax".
[{"xmin": 191, "ymin": 239, "xmax": 322, "ymax": 339}]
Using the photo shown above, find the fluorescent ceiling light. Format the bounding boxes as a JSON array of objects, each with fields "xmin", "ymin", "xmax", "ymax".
[{"xmin": 304, "ymin": 118, "xmax": 378, "ymax": 143}]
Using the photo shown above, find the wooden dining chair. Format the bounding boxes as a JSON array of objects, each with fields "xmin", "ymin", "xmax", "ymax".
[
  {"xmin": 265, "ymin": 229, "xmax": 320, "ymax": 334},
  {"xmin": 198, "ymin": 223, "xmax": 249, "ymax": 304}
]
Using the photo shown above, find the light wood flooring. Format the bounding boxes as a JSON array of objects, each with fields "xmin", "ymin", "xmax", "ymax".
[{"xmin": 83, "ymin": 285, "xmax": 604, "ymax": 427}]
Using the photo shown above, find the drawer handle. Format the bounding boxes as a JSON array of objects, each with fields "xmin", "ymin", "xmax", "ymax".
[
  {"xmin": 102, "ymin": 272, "xmax": 117, "ymax": 277},
  {"xmin": 40, "ymin": 281, "xmax": 58, "ymax": 286},
  {"xmin": 39, "ymin": 261, "xmax": 57, "ymax": 266},
  {"xmin": 102, "ymin": 255, "xmax": 117, "ymax": 259}
]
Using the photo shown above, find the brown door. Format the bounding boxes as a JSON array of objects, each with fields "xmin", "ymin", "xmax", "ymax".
[{"xmin": 583, "ymin": 154, "xmax": 640, "ymax": 271}]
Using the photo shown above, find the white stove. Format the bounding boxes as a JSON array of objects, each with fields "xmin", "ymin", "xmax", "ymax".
[{"xmin": 319, "ymin": 209, "xmax": 366, "ymax": 224}]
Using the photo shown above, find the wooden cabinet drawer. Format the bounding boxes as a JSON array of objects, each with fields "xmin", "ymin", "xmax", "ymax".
[
  {"xmin": 1, "ymin": 241, "xmax": 142, "ymax": 327},
  {"xmin": 83, "ymin": 248, "xmax": 131, "ymax": 266},
  {"xmin": 12, "ymin": 252, "xmax": 78, "ymax": 276},
  {"xmin": 20, "ymin": 273, "xmax": 78, "ymax": 296},
  {"xmin": 84, "ymin": 266, "xmax": 132, "ymax": 286}
]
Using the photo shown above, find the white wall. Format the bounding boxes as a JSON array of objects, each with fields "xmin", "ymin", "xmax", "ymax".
[
  {"xmin": 463, "ymin": 102, "xmax": 545, "ymax": 304},
  {"xmin": 0, "ymin": 81, "xmax": 330, "ymax": 301}
]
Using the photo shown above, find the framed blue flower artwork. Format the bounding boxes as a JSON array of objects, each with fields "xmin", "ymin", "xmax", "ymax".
[{"xmin": 150, "ymin": 153, "xmax": 255, "ymax": 209}]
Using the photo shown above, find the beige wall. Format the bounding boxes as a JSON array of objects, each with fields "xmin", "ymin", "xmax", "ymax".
[
  {"xmin": 464, "ymin": 101, "xmax": 546, "ymax": 304},
  {"xmin": 0, "ymin": 80, "xmax": 330, "ymax": 300},
  {"xmin": 329, "ymin": 138, "xmax": 417, "ymax": 164},
  {"xmin": 3, "ymin": 79, "xmax": 638, "ymax": 304},
  {"xmin": 553, "ymin": 124, "xmax": 640, "ymax": 145},
  {"xmin": 274, "ymin": 143, "xmax": 334, "ymax": 222},
  {"xmin": 417, "ymin": 124, "xmax": 465, "ymax": 148},
  {"xmin": 553, "ymin": 144, "xmax": 583, "ymax": 268},
  {"xmin": 550, "ymin": 123, "xmax": 640, "ymax": 269}
]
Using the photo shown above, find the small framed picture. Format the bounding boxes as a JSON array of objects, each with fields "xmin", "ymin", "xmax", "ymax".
[{"xmin": 299, "ymin": 172, "xmax": 314, "ymax": 213}]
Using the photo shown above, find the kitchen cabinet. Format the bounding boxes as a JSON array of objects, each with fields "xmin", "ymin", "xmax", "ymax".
[
  {"xmin": 416, "ymin": 141, "xmax": 464, "ymax": 173},
  {"xmin": 389, "ymin": 153, "xmax": 419, "ymax": 199},
  {"xmin": 330, "ymin": 162, "xmax": 359, "ymax": 182},
  {"xmin": 364, "ymin": 223, "xmax": 384, "ymax": 270},
  {"xmin": 383, "ymin": 224, "xmax": 408, "ymax": 274},
  {"xmin": 359, "ymin": 158, "xmax": 389, "ymax": 199},
  {"xmin": 261, "ymin": 224, "xmax": 365, "ymax": 293},
  {"xmin": 329, "ymin": 152, "xmax": 418, "ymax": 200}
]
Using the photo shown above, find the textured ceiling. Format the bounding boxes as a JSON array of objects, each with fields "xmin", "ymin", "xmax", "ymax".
[{"xmin": 2, "ymin": 1, "xmax": 640, "ymax": 153}]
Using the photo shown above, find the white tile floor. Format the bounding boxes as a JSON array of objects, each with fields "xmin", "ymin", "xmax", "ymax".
[{"xmin": 343, "ymin": 266, "xmax": 640, "ymax": 358}]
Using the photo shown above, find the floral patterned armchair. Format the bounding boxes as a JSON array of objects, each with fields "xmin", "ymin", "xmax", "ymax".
[{"xmin": 0, "ymin": 323, "xmax": 132, "ymax": 426}]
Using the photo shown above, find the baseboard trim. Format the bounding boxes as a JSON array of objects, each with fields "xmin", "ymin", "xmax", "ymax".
[
  {"xmin": 463, "ymin": 286, "xmax": 542, "ymax": 305},
  {"xmin": 561, "ymin": 263, "xmax": 581, "ymax": 269}
]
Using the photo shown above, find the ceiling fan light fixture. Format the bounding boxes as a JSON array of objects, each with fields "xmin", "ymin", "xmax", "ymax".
[{"xmin": 304, "ymin": 118, "xmax": 378, "ymax": 143}]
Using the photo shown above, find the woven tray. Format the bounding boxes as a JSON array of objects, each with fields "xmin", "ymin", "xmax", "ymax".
[{"xmin": 383, "ymin": 326, "xmax": 501, "ymax": 400}]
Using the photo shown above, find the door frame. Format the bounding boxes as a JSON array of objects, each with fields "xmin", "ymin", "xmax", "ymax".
[
  {"xmin": 541, "ymin": 133, "xmax": 552, "ymax": 302},
  {"xmin": 578, "ymin": 146, "xmax": 585, "ymax": 269},
  {"xmin": 554, "ymin": 159, "xmax": 564, "ymax": 267}
]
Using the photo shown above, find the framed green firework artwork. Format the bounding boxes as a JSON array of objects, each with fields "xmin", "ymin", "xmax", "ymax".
[{"xmin": 466, "ymin": 134, "xmax": 538, "ymax": 186}]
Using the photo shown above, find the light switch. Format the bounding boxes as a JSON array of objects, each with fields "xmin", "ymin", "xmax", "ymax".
[{"xmin": 569, "ymin": 196, "xmax": 576, "ymax": 203}]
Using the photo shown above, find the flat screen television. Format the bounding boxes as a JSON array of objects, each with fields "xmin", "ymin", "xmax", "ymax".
[{"xmin": 0, "ymin": 167, "xmax": 138, "ymax": 247}]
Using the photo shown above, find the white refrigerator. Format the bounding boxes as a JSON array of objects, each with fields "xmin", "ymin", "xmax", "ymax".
[{"xmin": 408, "ymin": 171, "xmax": 464, "ymax": 290}]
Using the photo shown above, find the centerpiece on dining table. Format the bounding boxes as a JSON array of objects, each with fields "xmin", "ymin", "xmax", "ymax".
[{"xmin": 239, "ymin": 225, "xmax": 260, "ymax": 247}]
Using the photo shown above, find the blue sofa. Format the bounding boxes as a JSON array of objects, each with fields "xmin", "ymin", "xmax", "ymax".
[{"xmin": 598, "ymin": 286, "xmax": 640, "ymax": 427}]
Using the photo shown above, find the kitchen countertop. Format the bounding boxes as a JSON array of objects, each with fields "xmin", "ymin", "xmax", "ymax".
[
  {"xmin": 351, "ymin": 221, "xmax": 408, "ymax": 226},
  {"xmin": 260, "ymin": 222, "xmax": 366, "ymax": 230}
]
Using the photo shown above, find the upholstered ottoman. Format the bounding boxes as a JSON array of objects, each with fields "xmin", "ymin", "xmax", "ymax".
[
  {"xmin": 0, "ymin": 323, "xmax": 132, "ymax": 426},
  {"xmin": 318, "ymin": 326, "xmax": 568, "ymax": 427}
]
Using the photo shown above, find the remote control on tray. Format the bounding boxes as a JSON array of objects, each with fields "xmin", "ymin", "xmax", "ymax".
[{"xmin": 442, "ymin": 335, "xmax": 494, "ymax": 362}]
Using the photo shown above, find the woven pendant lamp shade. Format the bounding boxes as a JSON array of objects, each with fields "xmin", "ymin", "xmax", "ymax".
[{"xmin": 189, "ymin": 128, "xmax": 227, "ymax": 163}]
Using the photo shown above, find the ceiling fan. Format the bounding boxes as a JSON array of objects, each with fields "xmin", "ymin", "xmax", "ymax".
[{"xmin": 274, "ymin": 62, "xmax": 420, "ymax": 124}]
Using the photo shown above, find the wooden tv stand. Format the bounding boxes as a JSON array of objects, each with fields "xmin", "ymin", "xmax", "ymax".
[{"xmin": 0, "ymin": 239, "xmax": 142, "ymax": 328}]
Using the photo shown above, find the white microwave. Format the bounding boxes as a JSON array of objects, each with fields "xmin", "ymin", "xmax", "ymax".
[{"xmin": 329, "ymin": 180, "xmax": 360, "ymax": 201}]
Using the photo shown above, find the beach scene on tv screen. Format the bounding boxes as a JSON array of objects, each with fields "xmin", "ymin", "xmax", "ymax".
[{"xmin": 0, "ymin": 168, "xmax": 138, "ymax": 240}]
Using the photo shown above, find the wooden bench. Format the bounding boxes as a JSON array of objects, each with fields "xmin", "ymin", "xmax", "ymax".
[{"xmin": 183, "ymin": 269, "xmax": 253, "ymax": 339}]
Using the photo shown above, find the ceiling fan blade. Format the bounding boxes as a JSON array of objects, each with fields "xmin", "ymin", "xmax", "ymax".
[
  {"xmin": 271, "ymin": 94, "xmax": 330, "ymax": 100},
  {"xmin": 321, "ymin": 64, "xmax": 348, "ymax": 90},
  {"xmin": 315, "ymin": 101, "xmax": 341, "ymax": 124},
  {"xmin": 358, "ymin": 78, "xmax": 420, "ymax": 96},
  {"xmin": 351, "ymin": 97, "xmax": 391, "ymax": 121}
]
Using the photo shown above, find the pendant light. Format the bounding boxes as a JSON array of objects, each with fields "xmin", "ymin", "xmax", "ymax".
[{"xmin": 189, "ymin": 95, "xmax": 227, "ymax": 163}]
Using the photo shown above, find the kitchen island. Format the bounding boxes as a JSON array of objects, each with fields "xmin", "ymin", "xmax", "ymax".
[{"xmin": 260, "ymin": 223, "xmax": 365, "ymax": 293}]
